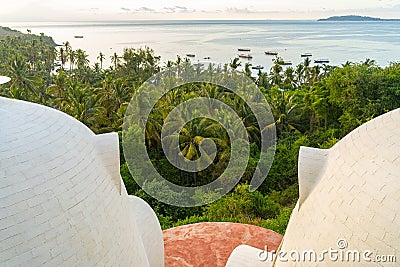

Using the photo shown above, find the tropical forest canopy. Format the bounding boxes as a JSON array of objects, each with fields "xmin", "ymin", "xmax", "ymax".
[{"xmin": 1, "ymin": 29, "xmax": 399, "ymax": 234}]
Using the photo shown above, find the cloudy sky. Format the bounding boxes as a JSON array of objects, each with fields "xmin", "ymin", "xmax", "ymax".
[{"xmin": 0, "ymin": 0, "xmax": 399, "ymax": 21}]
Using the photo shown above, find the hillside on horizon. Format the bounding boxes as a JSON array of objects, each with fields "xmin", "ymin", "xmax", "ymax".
[
  {"xmin": 319, "ymin": 15, "xmax": 400, "ymax": 21},
  {"xmin": 0, "ymin": 26, "xmax": 55, "ymax": 45}
]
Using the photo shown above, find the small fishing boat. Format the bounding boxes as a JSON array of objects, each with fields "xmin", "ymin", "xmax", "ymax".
[
  {"xmin": 252, "ymin": 65, "xmax": 264, "ymax": 70},
  {"xmin": 238, "ymin": 54, "xmax": 253, "ymax": 59},
  {"xmin": 238, "ymin": 48, "xmax": 251, "ymax": 52},
  {"xmin": 279, "ymin": 61, "xmax": 293, "ymax": 66},
  {"xmin": 74, "ymin": 36, "xmax": 83, "ymax": 38},
  {"xmin": 301, "ymin": 53, "xmax": 312, "ymax": 57},
  {"xmin": 193, "ymin": 62, "xmax": 204, "ymax": 67},
  {"xmin": 265, "ymin": 51, "xmax": 278, "ymax": 56},
  {"xmin": 203, "ymin": 57, "xmax": 211, "ymax": 60},
  {"xmin": 186, "ymin": 54, "xmax": 195, "ymax": 58},
  {"xmin": 314, "ymin": 59, "xmax": 330, "ymax": 64}
]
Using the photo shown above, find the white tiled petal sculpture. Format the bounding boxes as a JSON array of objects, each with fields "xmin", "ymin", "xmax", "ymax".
[
  {"xmin": 0, "ymin": 97, "xmax": 164, "ymax": 266},
  {"xmin": 0, "ymin": 76, "xmax": 11, "ymax": 85},
  {"xmin": 227, "ymin": 108, "xmax": 400, "ymax": 266}
]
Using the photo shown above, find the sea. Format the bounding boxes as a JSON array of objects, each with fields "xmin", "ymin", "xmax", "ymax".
[{"xmin": 2, "ymin": 20, "xmax": 400, "ymax": 70}]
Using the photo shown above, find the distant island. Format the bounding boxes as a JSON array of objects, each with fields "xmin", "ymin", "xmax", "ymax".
[{"xmin": 318, "ymin": 15, "xmax": 400, "ymax": 21}]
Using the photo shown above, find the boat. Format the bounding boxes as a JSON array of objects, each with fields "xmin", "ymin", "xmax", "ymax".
[
  {"xmin": 301, "ymin": 53, "xmax": 312, "ymax": 57},
  {"xmin": 252, "ymin": 65, "xmax": 264, "ymax": 70},
  {"xmin": 265, "ymin": 51, "xmax": 278, "ymax": 56},
  {"xmin": 238, "ymin": 48, "xmax": 251, "ymax": 52},
  {"xmin": 186, "ymin": 54, "xmax": 195, "ymax": 58},
  {"xmin": 238, "ymin": 54, "xmax": 253, "ymax": 59},
  {"xmin": 193, "ymin": 62, "xmax": 205, "ymax": 67},
  {"xmin": 314, "ymin": 59, "xmax": 330, "ymax": 64},
  {"xmin": 203, "ymin": 57, "xmax": 211, "ymax": 60},
  {"xmin": 279, "ymin": 61, "xmax": 293, "ymax": 66},
  {"xmin": 74, "ymin": 36, "xmax": 83, "ymax": 38}
]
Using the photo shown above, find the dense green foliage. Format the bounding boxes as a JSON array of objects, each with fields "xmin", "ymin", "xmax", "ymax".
[{"xmin": 1, "ymin": 29, "xmax": 399, "ymax": 234}]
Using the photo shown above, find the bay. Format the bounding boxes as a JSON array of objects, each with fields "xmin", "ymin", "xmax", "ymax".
[{"xmin": 2, "ymin": 20, "xmax": 400, "ymax": 69}]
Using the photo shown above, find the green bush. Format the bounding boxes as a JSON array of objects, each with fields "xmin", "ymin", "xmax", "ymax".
[
  {"xmin": 268, "ymin": 183, "xmax": 298, "ymax": 208},
  {"xmin": 204, "ymin": 184, "xmax": 280, "ymax": 221},
  {"xmin": 261, "ymin": 207, "xmax": 293, "ymax": 235}
]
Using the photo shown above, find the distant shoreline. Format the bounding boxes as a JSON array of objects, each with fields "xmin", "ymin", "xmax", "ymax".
[
  {"xmin": 0, "ymin": 26, "xmax": 56, "ymax": 45},
  {"xmin": 319, "ymin": 15, "xmax": 400, "ymax": 22},
  {"xmin": 2, "ymin": 18, "xmax": 398, "ymax": 68},
  {"xmin": 1, "ymin": 19, "xmax": 400, "ymax": 27}
]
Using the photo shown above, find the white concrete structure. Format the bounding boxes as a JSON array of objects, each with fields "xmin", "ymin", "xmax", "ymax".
[
  {"xmin": 0, "ymin": 97, "xmax": 164, "ymax": 266},
  {"xmin": 0, "ymin": 76, "xmax": 11, "ymax": 85},
  {"xmin": 227, "ymin": 108, "xmax": 400, "ymax": 266}
]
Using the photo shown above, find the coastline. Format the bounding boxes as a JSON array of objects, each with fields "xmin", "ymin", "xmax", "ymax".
[{"xmin": 1, "ymin": 20, "xmax": 399, "ymax": 68}]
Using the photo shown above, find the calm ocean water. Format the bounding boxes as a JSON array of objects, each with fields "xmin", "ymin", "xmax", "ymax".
[{"xmin": 3, "ymin": 20, "xmax": 400, "ymax": 69}]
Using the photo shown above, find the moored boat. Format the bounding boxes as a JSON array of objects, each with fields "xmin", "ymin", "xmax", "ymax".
[
  {"xmin": 238, "ymin": 54, "xmax": 253, "ymax": 59},
  {"xmin": 193, "ymin": 62, "xmax": 205, "ymax": 67},
  {"xmin": 301, "ymin": 53, "xmax": 312, "ymax": 57},
  {"xmin": 279, "ymin": 61, "xmax": 292, "ymax": 66},
  {"xmin": 186, "ymin": 54, "xmax": 195, "ymax": 58},
  {"xmin": 252, "ymin": 65, "xmax": 264, "ymax": 70},
  {"xmin": 314, "ymin": 59, "xmax": 330, "ymax": 64},
  {"xmin": 265, "ymin": 51, "xmax": 278, "ymax": 56},
  {"xmin": 74, "ymin": 36, "xmax": 83, "ymax": 38},
  {"xmin": 238, "ymin": 48, "xmax": 251, "ymax": 52}
]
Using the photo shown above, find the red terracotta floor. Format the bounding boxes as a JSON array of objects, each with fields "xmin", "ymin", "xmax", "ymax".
[{"xmin": 163, "ymin": 222, "xmax": 283, "ymax": 267}]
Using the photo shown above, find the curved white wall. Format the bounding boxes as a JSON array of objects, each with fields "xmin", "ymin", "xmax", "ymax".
[
  {"xmin": 278, "ymin": 108, "xmax": 400, "ymax": 266},
  {"xmin": 0, "ymin": 97, "xmax": 163, "ymax": 266},
  {"xmin": 0, "ymin": 76, "xmax": 11, "ymax": 85},
  {"xmin": 227, "ymin": 108, "xmax": 400, "ymax": 266}
]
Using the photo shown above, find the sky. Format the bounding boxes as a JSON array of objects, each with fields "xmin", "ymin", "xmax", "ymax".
[{"xmin": 0, "ymin": 0, "xmax": 400, "ymax": 21}]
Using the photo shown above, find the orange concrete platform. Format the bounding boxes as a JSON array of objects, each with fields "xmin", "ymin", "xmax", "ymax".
[{"xmin": 163, "ymin": 222, "xmax": 283, "ymax": 267}]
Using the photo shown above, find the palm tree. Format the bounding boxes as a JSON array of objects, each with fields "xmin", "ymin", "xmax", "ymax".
[
  {"xmin": 97, "ymin": 52, "xmax": 105, "ymax": 70},
  {"xmin": 63, "ymin": 41, "xmax": 71, "ymax": 55},
  {"xmin": 96, "ymin": 76, "xmax": 133, "ymax": 130},
  {"xmin": 310, "ymin": 65, "xmax": 321, "ymax": 84},
  {"xmin": 303, "ymin": 57, "xmax": 312, "ymax": 85},
  {"xmin": 270, "ymin": 57, "xmax": 284, "ymax": 86},
  {"xmin": 244, "ymin": 62, "xmax": 252, "ymax": 78},
  {"xmin": 256, "ymin": 70, "xmax": 270, "ymax": 91},
  {"xmin": 229, "ymin": 57, "xmax": 241, "ymax": 70},
  {"xmin": 69, "ymin": 50, "xmax": 75, "ymax": 71},
  {"xmin": 62, "ymin": 41, "xmax": 72, "ymax": 69},
  {"xmin": 164, "ymin": 117, "xmax": 227, "ymax": 186},
  {"xmin": 93, "ymin": 63, "xmax": 101, "ymax": 73},
  {"xmin": 75, "ymin": 49, "xmax": 89, "ymax": 69},
  {"xmin": 283, "ymin": 67, "xmax": 296, "ymax": 89},
  {"xmin": 268, "ymin": 86, "xmax": 303, "ymax": 134},
  {"xmin": 59, "ymin": 47, "xmax": 66, "ymax": 68},
  {"xmin": 295, "ymin": 63, "xmax": 304, "ymax": 85},
  {"xmin": 46, "ymin": 69, "xmax": 69, "ymax": 108},
  {"xmin": 6, "ymin": 55, "xmax": 41, "ymax": 101},
  {"xmin": 111, "ymin": 52, "xmax": 120, "ymax": 70},
  {"xmin": 60, "ymin": 81, "xmax": 108, "ymax": 132}
]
